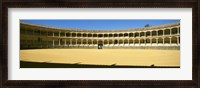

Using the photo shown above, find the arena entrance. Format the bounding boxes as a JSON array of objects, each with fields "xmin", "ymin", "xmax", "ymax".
[
  {"xmin": 98, "ymin": 40, "xmax": 103, "ymax": 49},
  {"xmin": 98, "ymin": 44, "xmax": 103, "ymax": 49}
]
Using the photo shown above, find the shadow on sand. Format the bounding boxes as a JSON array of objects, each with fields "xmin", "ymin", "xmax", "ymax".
[{"xmin": 20, "ymin": 61, "xmax": 180, "ymax": 68}]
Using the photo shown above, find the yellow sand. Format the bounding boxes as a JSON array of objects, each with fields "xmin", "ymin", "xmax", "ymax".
[{"xmin": 20, "ymin": 49, "xmax": 180, "ymax": 66}]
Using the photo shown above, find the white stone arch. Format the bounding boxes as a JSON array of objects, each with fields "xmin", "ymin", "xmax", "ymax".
[
  {"xmin": 158, "ymin": 37, "xmax": 163, "ymax": 44},
  {"xmin": 119, "ymin": 39, "xmax": 123, "ymax": 44},
  {"xmin": 72, "ymin": 39, "xmax": 76, "ymax": 45},
  {"xmin": 140, "ymin": 39, "xmax": 145, "ymax": 44},
  {"xmin": 119, "ymin": 33, "xmax": 123, "ymax": 37},
  {"xmin": 77, "ymin": 39, "xmax": 82, "ymax": 45},
  {"xmin": 82, "ymin": 33, "xmax": 87, "ymax": 37},
  {"xmin": 114, "ymin": 39, "xmax": 118, "ymax": 44},
  {"xmin": 146, "ymin": 31, "xmax": 151, "ymax": 37},
  {"xmin": 98, "ymin": 34, "xmax": 103, "ymax": 37},
  {"xmin": 152, "ymin": 31, "xmax": 157, "ymax": 36},
  {"xmin": 109, "ymin": 33, "xmax": 113, "ymax": 37},
  {"xmin": 93, "ymin": 33, "xmax": 97, "ymax": 37},
  {"xmin": 82, "ymin": 39, "xmax": 87, "ymax": 44},
  {"xmin": 134, "ymin": 39, "xmax": 139, "ymax": 44},
  {"xmin": 114, "ymin": 33, "xmax": 118, "ymax": 37},
  {"xmin": 71, "ymin": 32, "xmax": 76, "ymax": 37},
  {"xmin": 104, "ymin": 33, "xmax": 108, "ymax": 37},
  {"xmin": 88, "ymin": 39, "xmax": 92, "ymax": 44},
  {"xmin": 129, "ymin": 39, "xmax": 134, "ymax": 44},
  {"xmin": 88, "ymin": 33, "xmax": 92, "ymax": 37},
  {"xmin": 129, "ymin": 33, "xmax": 134, "ymax": 37},
  {"xmin": 152, "ymin": 38, "xmax": 156, "ymax": 44},
  {"xmin": 104, "ymin": 39, "xmax": 108, "ymax": 44},
  {"xmin": 146, "ymin": 38, "xmax": 150, "ymax": 43},
  {"xmin": 164, "ymin": 29, "xmax": 170, "ymax": 35},
  {"xmin": 171, "ymin": 27, "xmax": 178, "ymax": 34},
  {"xmin": 140, "ymin": 32, "xmax": 145, "ymax": 37},
  {"xmin": 77, "ymin": 33, "xmax": 81, "ymax": 37},
  {"xmin": 158, "ymin": 30, "xmax": 163, "ymax": 36},
  {"xmin": 93, "ymin": 39, "xmax": 97, "ymax": 44},
  {"xmin": 171, "ymin": 36, "xmax": 177, "ymax": 44},
  {"xmin": 108, "ymin": 39, "xmax": 113, "ymax": 44},
  {"xmin": 98, "ymin": 40, "xmax": 103, "ymax": 44},
  {"xmin": 164, "ymin": 37, "xmax": 170, "ymax": 44},
  {"xmin": 135, "ymin": 32, "xmax": 139, "ymax": 37},
  {"xmin": 124, "ymin": 39, "xmax": 128, "ymax": 44},
  {"xmin": 124, "ymin": 33, "xmax": 129, "ymax": 37}
]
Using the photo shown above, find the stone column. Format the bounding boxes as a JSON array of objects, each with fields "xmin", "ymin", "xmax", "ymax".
[
  {"xmin": 112, "ymin": 40, "xmax": 114, "ymax": 46},
  {"xmin": 59, "ymin": 31, "xmax": 60, "ymax": 37},
  {"xmin": 118, "ymin": 39, "xmax": 119, "ymax": 45},
  {"xmin": 81, "ymin": 33, "xmax": 83, "ymax": 38},
  {"xmin": 123, "ymin": 39, "xmax": 125, "ymax": 46},
  {"xmin": 163, "ymin": 30, "xmax": 164, "ymax": 36},
  {"xmin": 157, "ymin": 31, "xmax": 158, "ymax": 36},
  {"xmin": 70, "ymin": 39, "xmax": 72, "ymax": 45},
  {"xmin": 170, "ymin": 29, "xmax": 172, "ymax": 35},
  {"xmin": 144, "ymin": 39, "xmax": 146, "ymax": 45},
  {"xmin": 156, "ymin": 38, "xmax": 158, "ymax": 45},
  {"xmin": 139, "ymin": 39, "xmax": 140, "ymax": 46},
  {"xmin": 163, "ymin": 38, "xmax": 164, "ymax": 44},
  {"xmin": 97, "ymin": 40, "xmax": 99, "ymax": 44},
  {"xmin": 144, "ymin": 32, "xmax": 146, "ymax": 37},
  {"xmin": 150, "ymin": 31, "xmax": 152, "ymax": 37},
  {"xmin": 65, "ymin": 39, "xmax": 66, "ymax": 46},
  {"xmin": 170, "ymin": 37, "xmax": 171, "ymax": 45},
  {"xmin": 128, "ymin": 40, "xmax": 130, "ymax": 45},
  {"xmin": 53, "ymin": 40, "xmax": 54, "ymax": 48},
  {"xmin": 177, "ymin": 37, "xmax": 179, "ymax": 45},
  {"xmin": 53, "ymin": 31, "xmax": 54, "ymax": 37},
  {"xmin": 138, "ymin": 33, "xmax": 140, "ymax": 37},
  {"xmin": 87, "ymin": 39, "xmax": 89, "ymax": 45},
  {"xmin": 58, "ymin": 39, "xmax": 60, "ymax": 46},
  {"xmin": 76, "ymin": 39, "xmax": 77, "ymax": 45},
  {"xmin": 150, "ymin": 38, "xmax": 152, "ymax": 45}
]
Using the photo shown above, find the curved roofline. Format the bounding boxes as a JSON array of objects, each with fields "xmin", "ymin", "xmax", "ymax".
[{"xmin": 20, "ymin": 22, "xmax": 180, "ymax": 32}]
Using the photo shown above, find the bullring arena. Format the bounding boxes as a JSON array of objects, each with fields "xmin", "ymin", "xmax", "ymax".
[{"xmin": 20, "ymin": 22, "xmax": 180, "ymax": 68}]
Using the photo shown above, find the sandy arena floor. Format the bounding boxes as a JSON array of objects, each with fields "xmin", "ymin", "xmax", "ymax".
[{"xmin": 20, "ymin": 49, "xmax": 180, "ymax": 66}]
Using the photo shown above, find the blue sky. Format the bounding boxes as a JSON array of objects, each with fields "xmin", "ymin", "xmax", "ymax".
[{"xmin": 21, "ymin": 20, "xmax": 180, "ymax": 30}]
